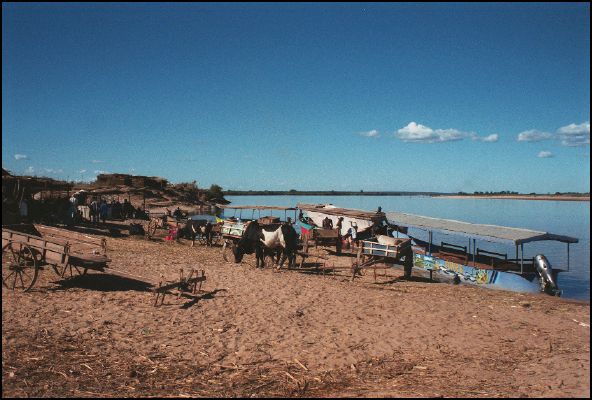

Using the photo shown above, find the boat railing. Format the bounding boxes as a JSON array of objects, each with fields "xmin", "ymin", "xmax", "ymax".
[
  {"xmin": 476, "ymin": 248, "xmax": 508, "ymax": 268},
  {"xmin": 439, "ymin": 242, "xmax": 469, "ymax": 264},
  {"xmin": 441, "ymin": 242, "xmax": 466, "ymax": 252},
  {"xmin": 497, "ymin": 257, "xmax": 536, "ymax": 272}
]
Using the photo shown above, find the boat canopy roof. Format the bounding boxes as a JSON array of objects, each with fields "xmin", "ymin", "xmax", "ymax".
[
  {"xmin": 386, "ymin": 211, "xmax": 579, "ymax": 245},
  {"xmin": 297, "ymin": 203, "xmax": 386, "ymax": 221},
  {"xmin": 216, "ymin": 204, "xmax": 297, "ymax": 211}
]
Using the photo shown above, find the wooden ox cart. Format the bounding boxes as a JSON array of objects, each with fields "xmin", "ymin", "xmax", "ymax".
[
  {"xmin": 351, "ymin": 238, "xmax": 413, "ymax": 281},
  {"xmin": 2, "ymin": 225, "xmax": 111, "ymax": 292},
  {"xmin": 217, "ymin": 205, "xmax": 299, "ymax": 264}
]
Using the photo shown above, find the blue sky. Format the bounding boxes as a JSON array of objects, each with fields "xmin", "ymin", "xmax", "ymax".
[{"xmin": 2, "ymin": 2, "xmax": 590, "ymax": 193}]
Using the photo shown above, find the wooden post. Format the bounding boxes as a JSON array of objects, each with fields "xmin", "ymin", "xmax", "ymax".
[{"xmin": 520, "ymin": 243, "xmax": 524, "ymax": 274}]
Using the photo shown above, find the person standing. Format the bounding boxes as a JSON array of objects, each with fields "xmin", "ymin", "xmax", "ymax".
[
  {"xmin": 99, "ymin": 200, "xmax": 108, "ymax": 224},
  {"xmin": 19, "ymin": 198, "xmax": 29, "ymax": 222},
  {"xmin": 335, "ymin": 217, "xmax": 344, "ymax": 235},
  {"xmin": 335, "ymin": 217, "xmax": 344, "ymax": 253},
  {"xmin": 204, "ymin": 221, "xmax": 213, "ymax": 247},
  {"xmin": 69, "ymin": 194, "xmax": 79, "ymax": 224},
  {"xmin": 173, "ymin": 207, "xmax": 183, "ymax": 220},
  {"xmin": 348, "ymin": 221, "xmax": 358, "ymax": 249},
  {"xmin": 90, "ymin": 198, "xmax": 99, "ymax": 224}
]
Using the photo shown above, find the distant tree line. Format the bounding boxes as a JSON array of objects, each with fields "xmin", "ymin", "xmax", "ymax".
[
  {"xmin": 224, "ymin": 190, "xmax": 447, "ymax": 196},
  {"xmin": 455, "ymin": 191, "xmax": 589, "ymax": 196},
  {"xmin": 473, "ymin": 191, "xmax": 520, "ymax": 195}
]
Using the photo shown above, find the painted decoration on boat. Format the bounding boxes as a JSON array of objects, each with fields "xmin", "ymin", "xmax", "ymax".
[
  {"xmin": 221, "ymin": 222, "xmax": 247, "ymax": 237},
  {"xmin": 413, "ymin": 253, "xmax": 499, "ymax": 285}
]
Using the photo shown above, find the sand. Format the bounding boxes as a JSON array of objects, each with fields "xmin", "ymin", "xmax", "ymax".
[
  {"xmin": 2, "ymin": 224, "xmax": 590, "ymax": 397},
  {"xmin": 435, "ymin": 195, "xmax": 590, "ymax": 202}
]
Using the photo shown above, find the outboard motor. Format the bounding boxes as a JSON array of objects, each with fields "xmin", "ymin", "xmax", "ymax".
[{"xmin": 534, "ymin": 254, "xmax": 561, "ymax": 296}]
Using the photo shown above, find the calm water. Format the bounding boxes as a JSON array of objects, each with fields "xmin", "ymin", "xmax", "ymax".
[{"xmin": 225, "ymin": 195, "xmax": 590, "ymax": 301}]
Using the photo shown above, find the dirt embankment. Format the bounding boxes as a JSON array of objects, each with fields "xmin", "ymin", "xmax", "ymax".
[{"xmin": 2, "ymin": 227, "xmax": 590, "ymax": 397}]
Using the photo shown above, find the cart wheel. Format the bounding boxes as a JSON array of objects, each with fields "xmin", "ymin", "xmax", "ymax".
[
  {"xmin": 147, "ymin": 219, "xmax": 157, "ymax": 238},
  {"xmin": 350, "ymin": 258, "xmax": 365, "ymax": 280},
  {"xmin": 2, "ymin": 243, "xmax": 39, "ymax": 292},
  {"xmin": 198, "ymin": 235, "xmax": 208, "ymax": 246},
  {"xmin": 222, "ymin": 240, "xmax": 235, "ymax": 263},
  {"xmin": 211, "ymin": 234, "xmax": 221, "ymax": 246},
  {"xmin": 264, "ymin": 254, "xmax": 276, "ymax": 269}
]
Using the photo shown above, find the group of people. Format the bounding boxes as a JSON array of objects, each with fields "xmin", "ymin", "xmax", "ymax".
[
  {"xmin": 322, "ymin": 216, "xmax": 358, "ymax": 249},
  {"xmin": 89, "ymin": 198, "xmax": 109, "ymax": 224},
  {"xmin": 88, "ymin": 198, "xmax": 148, "ymax": 224}
]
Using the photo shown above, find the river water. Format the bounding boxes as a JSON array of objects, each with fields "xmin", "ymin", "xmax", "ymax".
[{"xmin": 224, "ymin": 195, "xmax": 590, "ymax": 301}]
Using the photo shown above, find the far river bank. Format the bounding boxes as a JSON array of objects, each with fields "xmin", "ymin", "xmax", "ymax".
[{"xmin": 435, "ymin": 195, "xmax": 590, "ymax": 201}]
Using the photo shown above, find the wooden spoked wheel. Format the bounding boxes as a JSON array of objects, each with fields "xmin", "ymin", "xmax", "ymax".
[
  {"xmin": 210, "ymin": 233, "xmax": 221, "ymax": 246},
  {"xmin": 147, "ymin": 219, "xmax": 158, "ymax": 238},
  {"xmin": 197, "ymin": 234, "xmax": 208, "ymax": 246},
  {"xmin": 264, "ymin": 254, "xmax": 276, "ymax": 269},
  {"xmin": 350, "ymin": 257, "xmax": 365, "ymax": 281},
  {"xmin": 2, "ymin": 243, "xmax": 39, "ymax": 292},
  {"xmin": 222, "ymin": 240, "xmax": 235, "ymax": 263}
]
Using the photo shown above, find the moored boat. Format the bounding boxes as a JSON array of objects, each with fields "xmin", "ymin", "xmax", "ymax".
[
  {"xmin": 386, "ymin": 211, "xmax": 579, "ymax": 296},
  {"xmin": 296, "ymin": 203, "xmax": 396, "ymax": 238}
]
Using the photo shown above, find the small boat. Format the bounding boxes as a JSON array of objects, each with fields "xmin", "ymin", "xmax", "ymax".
[
  {"xmin": 386, "ymin": 211, "xmax": 579, "ymax": 296},
  {"xmin": 296, "ymin": 203, "xmax": 397, "ymax": 238}
]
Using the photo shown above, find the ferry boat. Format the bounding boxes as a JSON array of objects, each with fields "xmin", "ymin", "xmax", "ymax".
[{"xmin": 386, "ymin": 211, "xmax": 579, "ymax": 296}]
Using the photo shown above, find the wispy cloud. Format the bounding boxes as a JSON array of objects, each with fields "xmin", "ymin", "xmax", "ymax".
[
  {"xmin": 537, "ymin": 151, "xmax": 554, "ymax": 158},
  {"xmin": 396, "ymin": 122, "xmax": 466, "ymax": 143},
  {"xmin": 395, "ymin": 122, "xmax": 498, "ymax": 144},
  {"xmin": 91, "ymin": 160, "xmax": 104, "ymax": 164},
  {"xmin": 94, "ymin": 170, "xmax": 109, "ymax": 174},
  {"xmin": 79, "ymin": 169, "xmax": 87, "ymax": 173},
  {"xmin": 517, "ymin": 130, "xmax": 553, "ymax": 142},
  {"xmin": 517, "ymin": 122, "xmax": 590, "ymax": 147},
  {"xmin": 359, "ymin": 129, "xmax": 380, "ymax": 138},
  {"xmin": 25, "ymin": 166, "xmax": 34, "ymax": 174},
  {"xmin": 44, "ymin": 168, "xmax": 64, "ymax": 174},
  {"xmin": 557, "ymin": 121, "xmax": 590, "ymax": 147},
  {"xmin": 14, "ymin": 154, "xmax": 28, "ymax": 160},
  {"xmin": 471, "ymin": 133, "xmax": 499, "ymax": 143}
]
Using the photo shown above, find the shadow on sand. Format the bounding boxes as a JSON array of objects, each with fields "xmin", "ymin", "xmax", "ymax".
[
  {"xmin": 178, "ymin": 288, "xmax": 228, "ymax": 309},
  {"xmin": 376, "ymin": 275, "xmax": 441, "ymax": 285},
  {"xmin": 50, "ymin": 273, "xmax": 154, "ymax": 292}
]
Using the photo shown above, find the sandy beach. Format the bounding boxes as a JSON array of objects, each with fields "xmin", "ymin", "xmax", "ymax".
[
  {"xmin": 2, "ymin": 224, "xmax": 590, "ymax": 398},
  {"xmin": 435, "ymin": 195, "xmax": 590, "ymax": 202}
]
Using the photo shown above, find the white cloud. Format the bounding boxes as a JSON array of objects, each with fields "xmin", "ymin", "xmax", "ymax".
[
  {"xmin": 396, "ymin": 122, "xmax": 466, "ymax": 143},
  {"xmin": 44, "ymin": 168, "xmax": 64, "ymax": 174},
  {"xmin": 472, "ymin": 133, "xmax": 499, "ymax": 143},
  {"xmin": 556, "ymin": 121, "xmax": 590, "ymax": 147},
  {"xmin": 94, "ymin": 170, "xmax": 109, "ymax": 174},
  {"xmin": 537, "ymin": 151, "xmax": 554, "ymax": 158},
  {"xmin": 91, "ymin": 160, "xmax": 104, "ymax": 164},
  {"xmin": 359, "ymin": 129, "xmax": 380, "ymax": 138},
  {"xmin": 517, "ymin": 130, "xmax": 553, "ymax": 142},
  {"xmin": 25, "ymin": 166, "xmax": 34, "ymax": 174},
  {"xmin": 14, "ymin": 154, "xmax": 28, "ymax": 160},
  {"xmin": 79, "ymin": 169, "xmax": 87, "ymax": 173}
]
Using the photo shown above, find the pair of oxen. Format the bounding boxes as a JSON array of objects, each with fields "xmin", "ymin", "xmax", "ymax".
[{"xmin": 232, "ymin": 220, "xmax": 299, "ymax": 269}]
